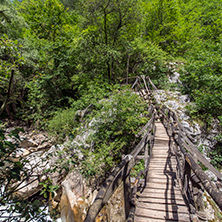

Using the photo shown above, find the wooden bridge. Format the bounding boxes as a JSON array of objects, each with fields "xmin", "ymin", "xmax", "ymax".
[
  {"xmin": 134, "ymin": 121, "xmax": 190, "ymax": 222},
  {"xmin": 84, "ymin": 76, "xmax": 222, "ymax": 222}
]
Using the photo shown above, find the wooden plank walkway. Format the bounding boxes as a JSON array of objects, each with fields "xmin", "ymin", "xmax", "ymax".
[{"xmin": 134, "ymin": 121, "xmax": 191, "ymax": 222}]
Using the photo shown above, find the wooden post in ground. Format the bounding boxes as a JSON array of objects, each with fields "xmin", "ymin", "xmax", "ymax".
[
  {"xmin": 123, "ymin": 161, "xmax": 132, "ymax": 219},
  {"xmin": 144, "ymin": 139, "xmax": 149, "ymax": 180}
]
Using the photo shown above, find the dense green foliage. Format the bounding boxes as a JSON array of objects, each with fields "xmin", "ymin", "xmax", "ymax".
[
  {"xmin": 181, "ymin": 42, "xmax": 222, "ymax": 122},
  {"xmin": 81, "ymin": 88, "xmax": 149, "ymax": 180},
  {"xmin": 0, "ymin": 0, "xmax": 222, "ymax": 219},
  {"xmin": 0, "ymin": 0, "xmax": 221, "ymax": 125},
  {"xmin": 48, "ymin": 86, "xmax": 149, "ymax": 185},
  {"xmin": 1, "ymin": 0, "xmax": 168, "ymax": 122}
]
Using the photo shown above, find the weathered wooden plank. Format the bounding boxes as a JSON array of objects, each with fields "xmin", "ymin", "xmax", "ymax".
[
  {"xmin": 148, "ymin": 168, "xmax": 177, "ymax": 172},
  {"xmin": 134, "ymin": 216, "xmax": 188, "ymax": 222},
  {"xmin": 136, "ymin": 202, "xmax": 189, "ymax": 213},
  {"xmin": 139, "ymin": 192, "xmax": 184, "ymax": 200},
  {"xmin": 148, "ymin": 169, "xmax": 176, "ymax": 174},
  {"xmin": 154, "ymin": 139, "xmax": 169, "ymax": 145},
  {"xmin": 149, "ymin": 164, "xmax": 177, "ymax": 168},
  {"xmin": 135, "ymin": 207, "xmax": 190, "ymax": 221},
  {"xmin": 152, "ymin": 148, "xmax": 170, "ymax": 152},
  {"xmin": 152, "ymin": 155, "xmax": 172, "ymax": 158},
  {"xmin": 124, "ymin": 174, "xmax": 131, "ymax": 219},
  {"xmin": 149, "ymin": 158, "xmax": 177, "ymax": 162},
  {"xmin": 149, "ymin": 160, "xmax": 176, "ymax": 164},
  {"xmin": 149, "ymin": 160, "xmax": 177, "ymax": 164},
  {"xmin": 145, "ymin": 182, "xmax": 180, "ymax": 189},
  {"xmin": 152, "ymin": 154, "xmax": 170, "ymax": 158},
  {"xmin": 147, "ymin": 174, "xmax": 178, "ymax": 179},
  {"xmin": 142, "ymin": 188, "xmax": 183, "ymax": 195},
  {"xmin": 148, "ymin": 163, "xmax": 177, "ymax": 168},
  {"xmin": 133, "ymin": 120, "xmax": 190, "ymax": 222},
  {"xmin": 137, "ymin": 196, "xmax": 187, "ymax": 205},
  {"xmin": 147, "ymin": 178, "xmax": 178, "ymax": 187},
  {"xmin": 148, "ymin": 170, "xmax": 177, "ymax": 175},
  {"xmin": 148, "ymin": 169, "xmax": 177, "ymax": 173},
  {"xmin": 148, "ymin": 163, "xmax": 177, "ymax": 167}
]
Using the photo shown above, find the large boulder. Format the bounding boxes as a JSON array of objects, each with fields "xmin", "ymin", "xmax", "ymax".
[{"xmin": 60, "ymin": 170, "xmax": 97, "ymax": 222}]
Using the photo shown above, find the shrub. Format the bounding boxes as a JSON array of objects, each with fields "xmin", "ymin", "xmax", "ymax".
[
  {"xmin": 80, "ymin": 87, "xmax": 149, "ymax": 181},
  {"xmin": 47, "ymin": 83, "xmax": 112, "ymax": 139},
  {"xmin": 180, "ymin": 41, "xmax": 222, "ymax": 125},
  {"xmin": 48, "ymin": 86, "xmax": 150, "ymax": 184}
]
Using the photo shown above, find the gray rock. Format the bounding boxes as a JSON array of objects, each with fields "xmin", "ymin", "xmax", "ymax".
[
  {"xmin": 169, "ymin": 72, "xmax": 180, "ymax": 83},
  {"xmin": 153, "ymin": 90, "xmax": 167, "ymax": 103},
  {"xmin": 179, "ymin": 113, "xmax": 190, "ymax": 121},
  {"xmin": 60, "ymin": 170, "xmax": 90, "ymax": 222},
  {"xmin": 179, "ymin": 95, "xmax": 190, "ymax": 104},
  {"xmin": 205, "ymin": 170, "xmax": 217, "ymax": 181},
  {"xmin": 166, "ymin": 100, "xmax": 179, "ymax": 110}
]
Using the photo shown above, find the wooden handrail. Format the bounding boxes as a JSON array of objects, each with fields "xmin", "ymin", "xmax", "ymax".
[
  {"xmin": 175, "ymin": 135, "xmax": 222, "ymax": 211},
  {"xmin": 159, "ymin": 104, "xmax": 222, "ymax": 180},
  {"xmin": 144, "ymin": 76, "xmax": 222, "ymax": 180},
  {"xmin": 127, "ymin": 126, "xmax": 155, "ymax": 222},
  {"xmin": 84, "ymin": 155, "xmax": 133, "ymax": 222},
  {"xmin": 134, "ymin": 76, "xmax": 222, "ymax": 213},
  {"xmin": 84, "ymin": 110, "xmax": 156, "ymax": 221},
  {"xmin": 85, "ymin": 75, "xmax": 222, "ymax": 221},
  {"xmin": 132, "ymin": 75, "xmax": 222, "ymax": 213}
]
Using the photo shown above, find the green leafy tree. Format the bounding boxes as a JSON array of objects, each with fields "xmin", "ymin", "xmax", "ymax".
[
  {"xmin": 17, "ymin": 0, "xmax": 79, "ymax": 123},
  {"xmin": 78, "ymin": 0, "xmax": 141, "ymax": 83},
  {"xmin": 19, "ymin": 0, "xmax": 70, "ymax": 41},
  {"xmin": 181, "ymin": 0, "xmax": 222, "ymax": 43},
  {"xmin": 0, "ymin": 35, "xmax": 25, "ymax": 118},
  {"xmin": 142, "ymin": 0, "xmax": 183, "ymax": 54},
  {"xmin": 60, "ymin": 0, "xmax": 80, "ymax": 11},
  {"xmin": 0, "ymin": 0, "xmax": 27, "ymax": 40},
  {"xmin": 0, "ymin": 1, "xmax": 29, "ymax": 119},
  {"xmin": 181, "ymin": 41, "xmax": 222, "ymax": 124},
  {"xmin": 81, "ymin": 87, "xmax": 149, "ymax": 182}
]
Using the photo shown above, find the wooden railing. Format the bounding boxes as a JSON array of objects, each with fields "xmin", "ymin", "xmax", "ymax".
[
  {"xmin": 136, "ymin": 76, "xmax": 222, "ymax": 218},
  {"xmin": 84, "ymin": 75, "xmax": 222, "ymax": 221},
  {"xmin": 84, "ymin": 105, "xmax": 156, "ymax": 222},
  {"xmin": 159, "ymin": 105, "xmax": 222, "ymax": 218}
]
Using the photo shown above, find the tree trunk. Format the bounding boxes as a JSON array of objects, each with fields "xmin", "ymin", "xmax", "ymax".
[
  {"xmin": 0, "ymin": 69, "xmax": 15, "ymax": 116},
  {"xmin": 126, "ymin": 54, "xmax": 130, "ymax": 84}
]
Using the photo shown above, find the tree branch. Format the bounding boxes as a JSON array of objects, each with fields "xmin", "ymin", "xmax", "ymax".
[{"xmin": 0, "ymin": 69, "xmax": 15, "ymax": 116}]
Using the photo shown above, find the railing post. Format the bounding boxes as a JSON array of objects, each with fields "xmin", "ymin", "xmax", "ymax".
[
  {"xmin": 144, "ymin": 139, "xmax": 149, "ymax": 169},
  {"xmin": 123, "ymin": 158, "xmax": 134, "ymax": 219},
  {"xmin": 124, "ymin": 173, "xmax": 131, "ymax": 219}
]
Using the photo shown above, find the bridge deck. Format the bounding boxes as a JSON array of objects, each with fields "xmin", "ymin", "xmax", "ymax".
[{"xmin": 134, "ymin": 121, "xmax": 190, "ymax": 222}]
